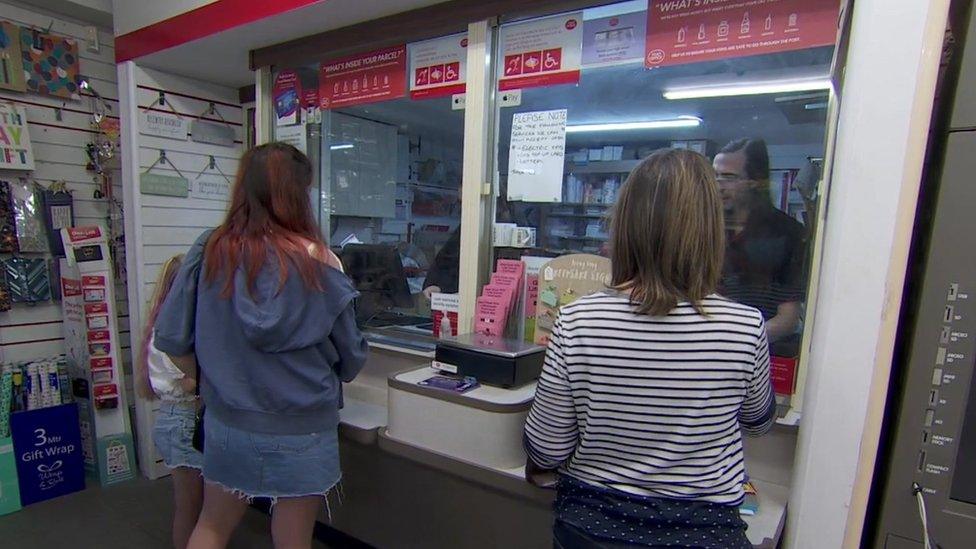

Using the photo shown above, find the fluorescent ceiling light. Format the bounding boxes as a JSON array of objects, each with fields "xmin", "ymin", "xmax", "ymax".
[
  {"xmin": 330, "ymin": 143, "xmax": 354, "ymax": 150},
  {"xmin": 664, "ymin": 79, "xmax": 832, "ymax": 100},
  {"xmin": 566, "ymin": 117, "xmax": 701, "ymax": 133}
]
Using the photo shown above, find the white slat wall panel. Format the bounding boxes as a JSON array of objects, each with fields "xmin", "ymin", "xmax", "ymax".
[
  {"xmin": 0, "ymin": 4, "xmax": 127, "ymax": 371},
  {"xmin": 125, "ymin": 65, "xmax": 242, "ymax": 478}
]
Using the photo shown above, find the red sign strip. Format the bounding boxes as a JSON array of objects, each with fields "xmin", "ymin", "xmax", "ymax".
[
  {"xmin": 645, "ymin": 0, "xmax": 839, "ymax": 68},
  {"xmin": 319, "ymin": 45, "xmax": 407, "ymax": 109},
  {"xmin": 115, "ymin": 0, "xmax": 322, "ymax": 62}
]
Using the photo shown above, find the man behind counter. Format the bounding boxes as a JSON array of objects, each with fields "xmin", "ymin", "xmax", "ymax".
[{"xmin": 713, "ymin": 138, "xmax": 808, "ymax": 345}]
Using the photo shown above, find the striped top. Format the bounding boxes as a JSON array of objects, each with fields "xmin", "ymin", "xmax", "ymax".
[{"xmin": 524, "ymin": 292, "xmax": 775, "ymax": 506}]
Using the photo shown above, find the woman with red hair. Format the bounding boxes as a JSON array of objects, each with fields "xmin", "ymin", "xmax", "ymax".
[{"xmin": 155, "ymin": 142, "xmax": 367, "ymax": 548}]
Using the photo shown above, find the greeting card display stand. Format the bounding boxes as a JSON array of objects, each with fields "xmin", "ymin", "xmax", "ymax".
[{"xmin": 58, "ymin": 226, "xmax": 136, "ymax": 486}]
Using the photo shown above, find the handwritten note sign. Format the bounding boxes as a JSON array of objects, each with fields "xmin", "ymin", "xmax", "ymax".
[{"xmin": 508, "ymin": 109, "xmax": 567, "ymax": 203}]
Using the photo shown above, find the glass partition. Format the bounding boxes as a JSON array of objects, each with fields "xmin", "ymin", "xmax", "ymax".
[
  {"xmin": 273, "ymin": 66, "xmax": 464, "ymax": 339},
  {"xmin": 323, "ymin": 96, "xmax": 464, "ymax": 333},
  {"xmin": 492, "ymin": 0, "xmax": 836, "ymax": 364}
]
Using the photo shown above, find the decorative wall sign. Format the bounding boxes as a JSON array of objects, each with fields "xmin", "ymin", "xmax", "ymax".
[
  {"xmin": 0, "ymin": 102, "xmax": 35, "ymax": 170},
  {"xmin": 140, "ymin": 172, "xmax": 189, "ymax": 198},
  {"xmin": 0, "ymin": 22, "xmax": 26, "ymax": 92},
  {"xmin": 139, "ymin": 110, "xmax": 188, "ymax": 141},
  {"xmin": 20, "ymin": 28, "xmax": 80, "ymax": 100}
]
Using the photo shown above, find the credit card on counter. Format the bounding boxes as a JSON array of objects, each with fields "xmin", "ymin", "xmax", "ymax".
[{"xmin": 418, "ymin": 375, "xmax": 479, "ymax": 393}]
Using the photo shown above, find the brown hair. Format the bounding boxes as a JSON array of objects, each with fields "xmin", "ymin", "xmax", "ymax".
[
  {"xmin": 136, "ymin": 254, "xmax": 184, "ymax": 399},
  {"xmin": 609, "ymin": 148, "xmax": 725, "ymax": 315},
  {"xmin": 204, "ymin": 142, "xmax": 326, "ymax": 297}
]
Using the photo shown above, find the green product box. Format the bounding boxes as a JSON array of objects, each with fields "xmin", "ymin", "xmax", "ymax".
[{"xmin": 0, "ymin": 437, "xmax": 22, "ymax": 515}]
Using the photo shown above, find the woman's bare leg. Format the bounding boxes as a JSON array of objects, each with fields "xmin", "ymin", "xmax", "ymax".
[
  {"xmin": 186, "ymin": 482, "xmax": 248, "ymax": 549},
  {"xmin": 170, "ymin": 466, "xmax": 204, "ymax": 549},
  {"xmin": 270, "ymin": 496, "xmax": 321, "ymax": 549}
]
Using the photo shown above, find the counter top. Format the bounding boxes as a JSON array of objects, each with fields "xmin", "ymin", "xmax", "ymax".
[{"xmin": 339, "ymin": 360, "xmax": 795, "ymax": 548}]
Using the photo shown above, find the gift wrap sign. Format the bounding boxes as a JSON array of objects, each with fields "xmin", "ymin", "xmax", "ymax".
[
  {"xmin": 11, "ymin": 403, "xmax": 85, "ymax": 506},
  {"xmin": 0, "ymin": 102, "xmax": 34, "ymax": 170}
]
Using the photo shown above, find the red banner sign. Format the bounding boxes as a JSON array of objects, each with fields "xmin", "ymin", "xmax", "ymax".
[
  {"xmin": 770, "ymin": 355, "xmax": 798, "ymax": 395},
  {"xmin": 645, "ymin": 0, "xmax": 839, "ymax": 68},
  {"xmin": 66, "ymin": 226, "xmax": 101, "ymax": 242},
  {"xmin": 319, "ymin": 45, "xmax": 407, "ymax": 109},
  {"xmin": 498, "ymin": 13, "xmax": 584, "ymax": 91}
]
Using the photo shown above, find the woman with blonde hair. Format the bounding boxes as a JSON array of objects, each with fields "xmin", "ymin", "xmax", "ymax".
[
  {"xmin": 525, "ymin": 148, "xmax": 775, "ymax": 548},
  {"xmin": 135, "ymin": 254, "xmax": 202, "ymax": 549}
]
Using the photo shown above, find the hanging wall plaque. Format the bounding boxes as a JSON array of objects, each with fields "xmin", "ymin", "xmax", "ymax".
[
  {"xmin": 20, "ymin": 27, "xmax": 80, "ymax": 100},
  {"xmin": 0, "ymin": 102, "xmax": 35, "ymax": 171},
  {"xmin": 0, "ymin": 22, "xmax": 26, "ymax": 92},
  {"xmin": 140, "ymin": 173, "xmax": 189, "ymax": 198}
]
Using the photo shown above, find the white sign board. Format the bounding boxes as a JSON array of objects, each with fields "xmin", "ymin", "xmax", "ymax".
[
  {"xmin": 276, "ymin": 124, "xmax": 308, "ymax": 155},
  {"xmin": 409, "ymin": 33, "xmax": 467, "ymax": 99},
  {"xmin": 139, "ymin": 110, "xmax": 188, "ymax": 141},
  {"xmin": 0, "ymin": 102, "xmax": 35, "ymax": 170},
  {"xmin": 195, "ymin": 177, "xmax": 230, "ymax": 199},
  {"xmin": 507, "ymin": 109, "xmax": 567, "ymax": 203}
]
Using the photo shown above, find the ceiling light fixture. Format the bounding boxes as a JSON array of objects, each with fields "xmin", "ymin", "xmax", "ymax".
[
  {"xmin": 330, "ymin": 143, "xmax": 354, "ymax": 150},
  {"xmin": 565, "ymin": 116, "xmax": 702, "ymax": 133},
  {"xmin": 663, "ymin": 79, "xmax": 832, "ymax": 100}
]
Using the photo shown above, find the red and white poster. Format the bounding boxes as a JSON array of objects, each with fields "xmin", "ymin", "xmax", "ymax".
[
  {"xmin": 645, "ymin": 0, "xmax": 839, "ymax": 69},
  {"xmin": 409, "ymin": 33, "xmax": 467, "ymax": 99},
  {"xmin": 319, "ymin": 45, "xmax": 407, "ymax": 109},
  {"xmin": 498, "ymin": 12, "xmax": 584, "ymax": 91}
]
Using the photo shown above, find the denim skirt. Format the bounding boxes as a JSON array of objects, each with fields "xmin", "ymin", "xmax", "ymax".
[
  {"xmin": 202, "ymin": 411, "xmax": 341, "ymax": 503},
  {"xmin": 153, "ymin": 401, "xmax": 203, "ymax": 470}
]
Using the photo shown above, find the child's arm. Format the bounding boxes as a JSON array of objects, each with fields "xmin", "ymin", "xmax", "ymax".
[
  {"xmin": 740, "ymin": 320, "xmax": 776, "ymax": 436},
  {"xmin": 523, "ymin": 317, "xmax": 578, "ymax": 470},
  {"xmin": 169, "ymin": 353, "xmax": 197, "ymax": 380}
]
